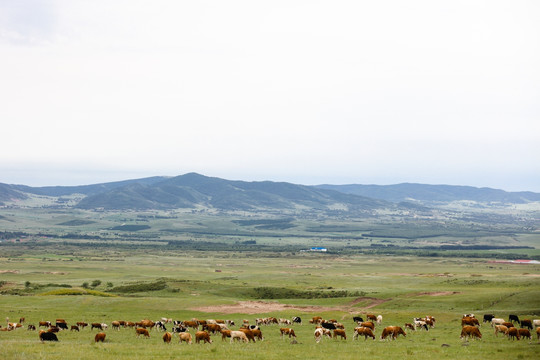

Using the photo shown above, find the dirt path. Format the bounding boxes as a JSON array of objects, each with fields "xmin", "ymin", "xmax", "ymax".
[{"xmin": 191, "ymin": 297, "xmax": 391, "ymax": 315}]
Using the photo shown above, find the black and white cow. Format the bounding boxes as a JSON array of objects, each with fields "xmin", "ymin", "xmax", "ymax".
[
  {"xmin": 353, "ymin": 316, "xmax": 364, "ymax": 323},
  {"xmin": 292, "ymin": 316, "xmax": 302, "ymax": 325}
]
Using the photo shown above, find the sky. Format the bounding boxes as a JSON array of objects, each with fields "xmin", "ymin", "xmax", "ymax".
[{"xmin": 1, "ymin": 0, "xmax": 539, "ymax": 191}]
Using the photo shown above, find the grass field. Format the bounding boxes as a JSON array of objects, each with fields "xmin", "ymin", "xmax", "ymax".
[{"xmin": 1, "ymin": 246, "xmax": 539, "ymax": 359}]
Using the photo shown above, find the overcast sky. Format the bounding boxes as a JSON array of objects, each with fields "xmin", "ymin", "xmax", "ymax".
[{"xmin": 1, "ymin": 0, "xmax": 539, "ymax": 191}]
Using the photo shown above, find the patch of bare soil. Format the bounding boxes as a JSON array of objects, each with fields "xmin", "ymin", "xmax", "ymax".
[
  {"xmin": 191, "ymin": 297, "xmax": 391, "ymax": 315},
  {"xmin": 418, "ymin": 291, "xmax": 460, "ymax": 296}
]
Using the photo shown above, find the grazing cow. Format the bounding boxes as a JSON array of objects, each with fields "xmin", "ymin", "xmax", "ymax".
[
  {"xmin": 162, "ymin": 332, "xmax": 172, "ymax": 343},
  {"xmin": 139, "ymin": 320, "xmax": 155, "ymax": 329},
  {"xmin": 414, "ymin": 320, "xmax": 429, "ymax": 331},
  {"xmin": 19, "ymin": 317, "xmax": 25, "ymax": 324},
  {"xmin": 39, "ymin": 321, "xmax": 51, "ymax": 328},
  {"xmin": 506, "ymin": 327, "xmax": 520, "ymax": 340},
  {"xmin": 39, "ymin": 330, "xmax": 58, "ymax": 342},
  {"xmin": 280, "ymin": 328, "xmax": 296, "ymax": 338},
  {"xmin": 494, "ymin": 325, "xmax": 508, "ymax": 337},
  {"xmin": 520, "ymin": 319, "xmax": 533, "ymax": 330},
  {"xmin": 360, "ymin": 321, "xmax": 375, "ymax": 330},
  {"xmin": 47, "ymin": 326, "xmax": 60, "ymax": 333},
  {"xmin": 125, "ymin": 321, "xmax": 136, "ymax": 328},
  {"xmin": 202, "ymin": 323, "xmax": 222, "ymax": 334},
  {"xmin": 225, "ymin": 320, "xmax": 235, "ymax": 326},
  {"xmin": 483, "ymin": 314, "xmax": 495, "ymax": 323},
  {"xmin": 70, "ymin": 325, "xmax": 79, "ymax": 332},
  {"xmin": 377, "ymin": 315, "xmax": 383, "ymax": 324},
  {"xmin": 404, "ymin": 323, "xmax": 415, "ymax": 331},
  {"xmin": 56, "ymin": 322, "xmax": 68, "ymax": 330},
  {"xmin": 94, "ymin": 332, "xmax": 106, "ymax": 343},
  {"xmin": 501, "ymin": 322, "xmax": 514, "ymax": 329},
  {"xmin": 310, "ymin": 316, "xmax": 323, "ymax": 324},
  {"xmin": 532, "ymin": 319, "xmax": 540, "ymax": 328},
  {"xmin": 460, "ymin": 325, "xmax": 482, "ymax": 340},
  {"xmin": 536, "ymin": 327, "xmax": 540, "ymax": 340},
  {"xmin": 518, "ymin": 328, "xmax": 531, "ymax": 340},
  {"xmin": 221, "ymin": 329, "xmax": 232, "ymax": 341},
  {"xmin": 27, "ymin": 324, "xmax": 36, "ymax": 331},
  {"xmin": 195, "ymin": 331, "xmax": 212, "ymax": 344},
  {"xmin": 136, "ymin": 328, "xmax": 150, "ymax": 338},
  {"xmin": 292, "ymin": 316, "xmax": 302, "ymax": 325},
  {"xmin": 491, "ymin": 318, "xmax": 505, "ymax": 327},
  {"xmin": 155, "ymin": 321, "xmax": 167, "ymax": 332},
  {"xmin": 333, "ymin": 329, "xmax": 347, "ymax": 340},
  {"xmin": 381, "ymin": 326, "xmax": 406, "ymax": 340},
  {"xmin": 279, "ymin": 318, "xmax": 291, "ymax": 325},
  {"xmin": 76, "ymin": 322, "xmax": 88, "ymax": 329},
  {"xmin": 252, "ymin": 329, "xmax": 263, "ymax": 341},
  {"xmin": 321, "ymin": 321, "xmax": 336, "ymax": 330},
  {"xmin": 111, "ymin": 321, "xmax": 121, "ymax": 330},
  {"xmin": 230, "ymin": 330, "xmax": 248, "ymax": 343},
  {"xmin": 509, "ymin": 314, "xmax": 520, "ymax": 324},
  {"xmin": 239, "ymin": 328, "xmax": 256, "ymax": 342},
  {"xmin": 353, "ymin": 316, "xmax": 364, "ymax": 323},
  {"xmin": 172, "ymin": 325, "xmax": 188, "ymax": 333},
  {"xmin": 161, "ymin": 318, "xmax": 172, "ymax": 324},
  {"xmin": 353, "ymin": 326, "xmax": 375, "ymax": 340},
  {"xmin": 91, "ymin": 323, "xmax": 103, "ymax": 330},
  {"xmin": 179, "ymin": 332, "xmax": 192, "ymax": 344},
  {"xmin": 366, "ymin": 314, "xmax": 377, "ymax": 322},
  {"xmin": 461, "ymin": 316, "xmax": 479, "ymax": 327},
  {"xmin": 314, "ymin": 327, "xmax": 331, "ymax": 342},
  {"xmin": 183, "ymin": 320, "xmax": 199, "ymax": 331}
]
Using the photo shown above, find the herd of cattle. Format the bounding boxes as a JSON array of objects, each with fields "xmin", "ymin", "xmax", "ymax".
[{"xmin": 2, "ymin": 313, "xmax": 540, "ymax": 344}]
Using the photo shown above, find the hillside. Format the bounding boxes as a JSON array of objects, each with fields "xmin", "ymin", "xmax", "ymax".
[{"xmin": 316, "ymin": 183, "xmax": 540, "ymax": 204}]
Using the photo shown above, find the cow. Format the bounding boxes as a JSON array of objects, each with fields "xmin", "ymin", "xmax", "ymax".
[
  {"xmin": 314, "ymin": 327, "xmax": 331, "ymax": 342},
  {"xmin": 162, "ymin": 332, "xmax": 172, "ymax": 343},
  {"xmin": 461, "ymin": 316, "xmax": 479, "ymax": 327},
  {"xmin": 483, "ymin": 314, "xmax": 495, "ymax": 323},
  {"xmin": 460, "ymin": 325, "xmax": 482, "ymax": 340},
  {"xmin": 353, "ymin": 326, "xmax": 375, "ymax": 340},
  {"xmin": 520, "ymin": 319, "xmax": 533, "ymax": 330},
  {"xmin": 353, "ymin": 316, "xmax": 364, "ymax": 323},
  {"xmin": 221, "ymin": 329, "xmax": 232, "ymax": 341},
  {"xmin": 225, "ymin": 320, "xmax": 235, "ymax": 326},
  {"xmin": 360, "ymin": 321, "xmax": 375, "ymax": 330},
  {"xmin": 138, "ymin": 320, "xmax": 155, "ymax": 329},
  {"xmin": 47, "ymin": 326, "xmax": 60, "ymax": 333},
  {"xmin": 27, "ymin": 324, "xmax": 36, "ymax": 331},
  {"xmin": 292, "ymin": 316, "xmax": 302, "ymax": 325},
  {"xmin": 136, "ymin": 328, "xmax": 150, "ymax": 338},
  {"xmin": 19, "ymin": 317, "xmax": 25, "ymax": 324},
  {"xmin": 414, "ymin": 320, "xmax": 429, "ymax": 331},
  {"xmin": 501, "ymin": 322, "xmax": 514, "ymax": 329},
  {"xmin": 239, "ymin": 328, "xmax": 256, "ymax": 342},
  {"xmin": 230, "ymin": 330, "xmax": 248, "ymax": 343},
  {"xmin": 279, "ymin": 318, "xmax": 291, "ymax": 325},
  {"xmin": 494, "ymin": 325, "xmax": 508, "ymax": 337},
  {"xmin": 161, "ymin": 318, "xmax": 172, "ymax": 324},
  {"xmin": 183, "ymin": 320, "xmax": 199, "ymax": 331},
  {"xmin": 70, "ymin": 325, "xmax": 79, "ymax": 332},
  {"xmin": 537, "ymin": 327, "xmax": 540, "ymax": 340},
  {"xmin": 333, "ymin": 329, "xmax": 346, "ymax": 340},
  {"xmin": 321, "ymin": 321, "xmax": 336, "ymax": 330},
  {"xmin": 202, "ymin": 323, "xmax": 222, "ymax": 334},
  {"xmin": 76, "ymin": 322, "xmax": 88, "ymax": 329},
  {"xmin": 125, "ymin": 321, "xmax": 136, "ymax": 328},
  {"xmin": 39, "ymin": 321, "xmax": 51, "ymax": 328},
  {"xmin": 280, "ymin": 328, "xmax": 296, "ymax": 338},
  {"xmin": 172, "ymin": 325, "xmax": 188, "ymax": 333},
  {"xmin": 91, "ymin": 323, "xmax": 103, "ymax": 330},
  {"xmin": 179, "ymin": 332, "xmax": 192, "ymax": 344},
  {"xmin": 404, "ymin": 323, "xmax": 415, "ymax": 331},
  {"xmin": 509, "ymin": 314, "xmax": 520, "ymax": 324},
  {"xmin": 491, "ymin": 318, "xmax": 505, "ymax": 327},
  {"xmin": 518, "ymin": 328, "xmax": 531, "ymax": 340},
  {"xmin": 154, "ymin": 321, "xmax": 167, "ymax": 332},
  {"xmin": 39, "ymin": 330, "xmax": 58, "ymax": 342},
  {"xmin": 366, "ymin": 314, "xmax": 377, "ymax": 322},
  {"xmin": 377, "ymin": 315, "xmax": 383, "ymax": 324},
  {"xmin": 506, "ymin": 327, "xmax": 520, "ymax": 340},
  {"xmin": 94, "ymin": 332, "xmax": 106, "ymax": 343},
  {"xmin": 381, "ymin": 326, "xmax": 406, "ymax": 340},
  {"xmin": 310, "ymin": 316, "xmax": 323, "ymax": 324},
  {"xmin": 533, "ymin": 319, "xmax": 540, "ymax": 328},
  {"xmin": 195, "ymin": 331, "xmax": 212, "ymax": 344},
  {"xmin": 252, "ymin": 329, "xmax": 264, "ymax": 341},
  {"xmin": 111, "ymin": 321, "xmax": 121, "ymax": 331},
  {"xmin": 56, "ymin": 322, "xmax": 68, "ymax": 330}
]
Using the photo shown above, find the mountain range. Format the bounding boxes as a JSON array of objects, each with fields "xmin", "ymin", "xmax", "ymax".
[{"xmin": 1, "ymin": 172, "xmax": 539, "ymax": 211}]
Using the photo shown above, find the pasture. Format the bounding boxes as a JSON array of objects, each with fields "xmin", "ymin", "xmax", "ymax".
[{"xmin": 1, "ymin": 247, "xmax": 539, "ymax": 359}]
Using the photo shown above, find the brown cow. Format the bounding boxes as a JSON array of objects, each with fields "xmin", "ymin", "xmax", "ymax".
[
  {"xmin": 76, "ymin": 322, "xmax": 88, "ymax": 329},
  {"xmin": 94, "ymin": 332, "xmax": 106, "ymax": 342},
  {"xmin": 221, "ymin": 329, "xmax": 232, "ymax": 341},
  {"xmin": 280, "ymin": 327, "xmax": 296, "ymax": 338},
  {"xmin": 460, "ymin": 325, "xmax": 482, "ymax": 340},
  {"xmin": 239, "ymin": 328, "xmax": 256, "ymax": 342},
  {"xmin": 139, "ymin": 320, "xmax": 155, "ymax": 329},
  {"xmin": 353, "ymin": 326, "xmax": 375, "ymax": 340},
  {"xmin": 183, "ymin": 320, "xmax": 199, "ymax": 330},
  {"xmin": 179, "ymin": 332, "xmax": 192, "ymax": 344},
  {"xmin": 252, "ymin": 329, "xmax": 263, "ymax": 341},
  {"xmin": 506, "ymin": 327, "xmax": 520, "ymax": 340},
  {"xmin": 333, "ymin": 329, "xmax": 346, "ymax": 340},
  {"xmin": 111, "ymin": 321, "xmax": 121, "ymax": 330},
  {"xmin": 381, "ymin": 326, "xmax": 406, "ymax": 340},
  {"xmin": 202, "ymin": 323, "xmax": 222, "ymax": 334},
  {"xmin": 70, "ymin": 325, "xmax": 79, "ymax": 332},
  {"xmin": 502, "ymin": 321, "xmax": 514, "ymax": 328},
  {"xmin": 536, "ymin": 327, "xmax": 540, "ymax": 340},
  {"xmin": 91, "ymin": 323, "xmax": 103, "ymax": 330},
  {"xmin": 125, "ymin": 321, "xmax": 136, "ymax": 328},
  {"xmin": 136, "ymin": 328, "xmax": 150, "ymax": 338},
  {"xmin": 366, "ymin": 314, "xmax": 377, "ymax": 322},
  {"xmin": 360, "ymin": 321, "xmax": 375, "ymax": 330},
  {"xmin": 310, "ymin": 316, "xmax": 323, "ymax": 324},
  {"xmin": 494, "ymin": 325, "xmax": 508, "ymax": 337},
  {"xmin": 461, "ymin": 316, "xmax": 479, "ymax": 327},
  {"xmin": 518, "ymin": 328, "xmax": 531, "ymax": 340},
  {"xmin": 39, "ymin": 321, "xmax": 51, "ymax": 328},
  {"xmin": 404, "ymin": 323, "xmax": 415, "ymax": 331},
  {"xmin": 195, "ymin": 331, "xmax": 212, "ymax": 344},
  {"xmin": 162, "ymin": 332, "xmax": 172, "ymax": 343}
]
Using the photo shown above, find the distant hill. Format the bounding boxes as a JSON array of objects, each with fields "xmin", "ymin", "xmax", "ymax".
[
  {"xmin": 315, "ymin": 183, "xmax": 540, "ymax": 204},
  {"xmin": 75, "ymin": 173, "xmax": 389, "ymax": 211}
]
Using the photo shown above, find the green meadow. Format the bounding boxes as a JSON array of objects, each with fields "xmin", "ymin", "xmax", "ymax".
[{"xmin": 1, "ymin": 245, "xmax": 539, "ymax": 359}]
